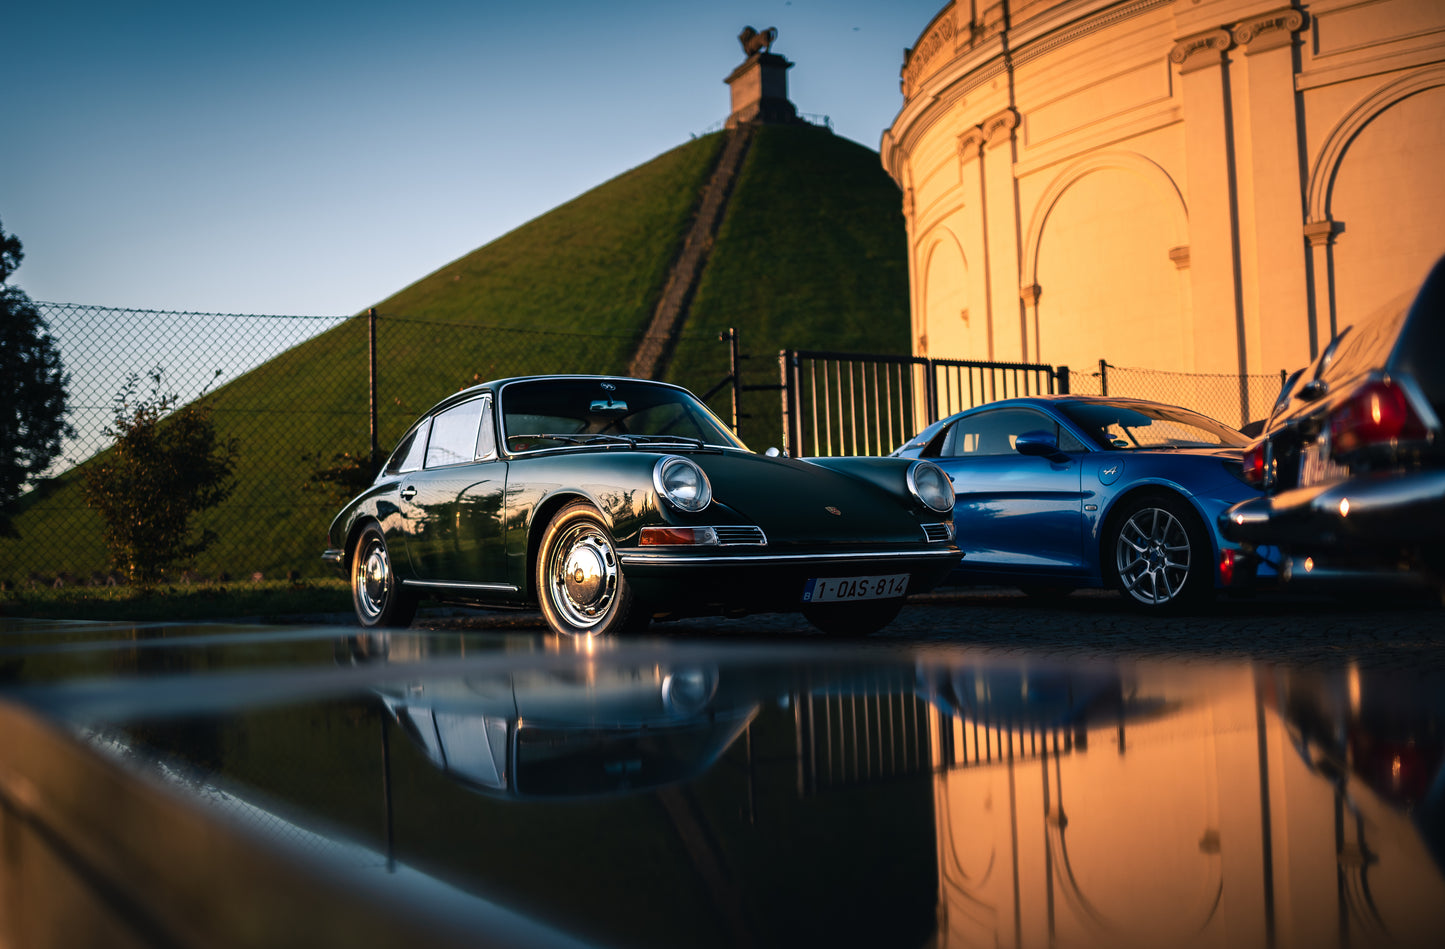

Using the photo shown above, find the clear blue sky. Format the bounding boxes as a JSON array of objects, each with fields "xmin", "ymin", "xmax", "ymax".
[{"xmin": 6, "ymin": 0, "xmax": 946, "ymax": 316}]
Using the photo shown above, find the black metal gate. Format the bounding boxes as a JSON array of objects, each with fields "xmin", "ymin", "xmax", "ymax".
[{"xmin": 778, "ymin": 349, "xmax": 1068, "ymax": 457}]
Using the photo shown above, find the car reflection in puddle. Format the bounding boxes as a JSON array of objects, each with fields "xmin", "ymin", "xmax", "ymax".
[{"xmin": 1, "ymin": 618, "xmax": 1442, "ymax": 949}]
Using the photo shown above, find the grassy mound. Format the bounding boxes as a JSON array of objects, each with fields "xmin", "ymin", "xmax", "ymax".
[{"xmin": 3, "ymin": 126, "xmax": 909, "ymax": 585}]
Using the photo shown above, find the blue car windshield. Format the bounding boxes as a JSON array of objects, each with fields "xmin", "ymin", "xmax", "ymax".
[
  {"xmin": 501, "ymin": 379, "xmax": 747, "ymax": 453},
  {"xmin": 1058, "ymin": 401, "xmax": 1247, "ymax": 451}
]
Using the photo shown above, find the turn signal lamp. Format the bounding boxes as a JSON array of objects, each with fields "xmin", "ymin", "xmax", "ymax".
[{"xmin": 639, "ymin": 527, "xmax": 719, "ymax": 546}]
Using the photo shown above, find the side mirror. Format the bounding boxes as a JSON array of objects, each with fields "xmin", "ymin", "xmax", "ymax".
[
  {"xmin": 1014, "ymin": 430, "xmax": 1060, "ymax": 457},
  {"xmin": 764, "ymin": 446, "xmax": 782, "ymax": 458}
]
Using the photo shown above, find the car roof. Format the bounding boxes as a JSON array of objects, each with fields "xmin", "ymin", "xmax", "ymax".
[{"xmin": 938, "ymin": 394, "xmax": 1187, "ymax": 419}]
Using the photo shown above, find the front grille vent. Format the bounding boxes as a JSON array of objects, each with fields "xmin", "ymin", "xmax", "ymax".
[
  {"xmin": 714, "ymin": 525, "xmax": 767, "ymax": 546},
  {"xmin": 922, "ymin": 523, "xmax": 953, "ymax": 543}
]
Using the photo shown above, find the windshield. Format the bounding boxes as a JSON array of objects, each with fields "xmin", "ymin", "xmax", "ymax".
[
  {"xmin": 1058, "ymin": 401, "xmax": 1247, "ymax": 451},
  {"xmin": 500, "ymin": 378, "xmax": 747, "ymax": 453}
]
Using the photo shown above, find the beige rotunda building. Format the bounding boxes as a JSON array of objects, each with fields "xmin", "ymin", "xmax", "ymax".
[{"xmin": 883, "ymin": 0, "xmax": 1445, "ymax": 420}]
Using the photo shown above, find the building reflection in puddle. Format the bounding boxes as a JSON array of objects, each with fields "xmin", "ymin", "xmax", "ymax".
[
  {"xmin": 921, "ymin": 659, "xmax": 1445, "ymax": 949},
  {"xmin": 2, "ymin": 622, "xmax": 1442, "ymax": 948}
]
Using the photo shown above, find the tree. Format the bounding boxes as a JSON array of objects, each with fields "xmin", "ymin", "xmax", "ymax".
[
  {"xmin": 0, "ymin": 218, "xmax": 73, "ymax": 537},
  {"xmin": 81, "ymin": 370, "xmax": 239, "ymax": 584}
]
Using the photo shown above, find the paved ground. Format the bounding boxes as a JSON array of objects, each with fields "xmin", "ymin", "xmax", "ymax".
[{"xmin": 416, "ymin": 586, "xmax": 1445, "ymax": 676}]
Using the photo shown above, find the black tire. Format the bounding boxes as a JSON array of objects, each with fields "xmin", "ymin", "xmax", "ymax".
[
  {"xmin": 536, "ymin": 502, "xmax": 638, "ymax": 636},
  {"xmin": 803, "ymin": 598, "xmax": 904, "ymax": 636},
  {"xmin": 1105, "ymin": 492, "xmax": 1212, "ymax": 611},
  {"xmin": 350, "ymin": 525, "xmax": 418, "ymax": 628}
]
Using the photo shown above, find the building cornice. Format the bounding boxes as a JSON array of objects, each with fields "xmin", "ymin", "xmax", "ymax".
[{"xmin": 882, "ymin": 0, "xmax": 1170, "ymax": 181}]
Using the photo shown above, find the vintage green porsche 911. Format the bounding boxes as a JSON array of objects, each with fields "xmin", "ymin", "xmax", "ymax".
[{"xmin": 323, "ymin": 376, "xmax": 959, "ymax": 636}]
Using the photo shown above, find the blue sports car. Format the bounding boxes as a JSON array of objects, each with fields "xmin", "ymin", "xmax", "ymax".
[{"xmin": 891, "ymin": 396, "xmax": 1275, "ymax": 610}]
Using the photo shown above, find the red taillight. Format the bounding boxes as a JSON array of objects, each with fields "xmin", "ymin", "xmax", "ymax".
[
  {"xmin": 1328, "ymin": 380, "xmax": 1426, "ymax": 456},
  {"xmin": 1240, "ymin": 439, "xmax": 1266, "ymax": 486}
]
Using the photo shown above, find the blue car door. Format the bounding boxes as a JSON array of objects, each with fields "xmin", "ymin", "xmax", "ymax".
[{"xmin": 933, "ymin": 407, "xmax": 1088, "ymax": 572}]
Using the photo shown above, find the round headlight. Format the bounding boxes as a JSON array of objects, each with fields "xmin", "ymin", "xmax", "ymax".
[
  {"xmin": 653, "ymin": 456, "xmax": 712, "ymax": 513},
  {"xmin": 662, "ymin": 667, "xmax": 718, "ymax": 715},
  {"xmin": 908, "ymin": 460, "xmax": 954, "ymax": 513}
]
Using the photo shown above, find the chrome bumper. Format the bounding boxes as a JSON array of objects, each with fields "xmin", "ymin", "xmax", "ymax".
[{"xmin": 1220, "ymin": 469, "xmax": 1445, "ymax": 549}]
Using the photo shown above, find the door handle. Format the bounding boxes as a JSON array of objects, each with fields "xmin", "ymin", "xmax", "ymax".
[{"xmin": 400, "ymin": 485, "xmax": 417, "ymax": 501}]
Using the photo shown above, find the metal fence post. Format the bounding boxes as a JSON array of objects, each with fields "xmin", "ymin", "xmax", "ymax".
[
  {"xmin": 728, "ymin": 327, "xmax": 741, "ymax": 430},
  {"xmin": 1098, "ymin": 358, "xmax": 1109, "ymax": 397},
  {"xmin": 1055, "ymin": 365, "xmax": 1070, "ymax": 394},
  {"xmin": 369, "ymin": 308, "xmax": 379, "ymax": 469},
  {"xmin": 779, "ymin": 349, "xmax": 796, "ymax": 457}
]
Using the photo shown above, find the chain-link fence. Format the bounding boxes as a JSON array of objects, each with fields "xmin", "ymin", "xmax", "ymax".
[
  {"xmin": 2, "ymin": 302, "xmax": 1286, "ymax": 587},
  {"xmin": 3, "ymin": 304, "xmax": 731, "ymax": 586},
  {"xmin": 1064, "ymin": 361, "xmax": 1288, "ymax": 432}
]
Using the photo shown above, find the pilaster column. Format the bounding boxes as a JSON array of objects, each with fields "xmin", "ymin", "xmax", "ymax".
[
  {"xmin": 1304, "ymin": 219, "xmax": 1339, "ymax": 353},
  {"xmin": 1020, "ymin": 283, "xmax": 1042, "ymax": 363},
  {"xmin": 1235, "ymin": 8, "xmax": 1310, "ymax": 383},
  {"xmin": 981, "ymin": 107, "xmax": 1023, "ymax": 361},
  {"xmin": 957, "ymin": 127, "xmax": 991, "ymax": 358},
  {"xmin": 1170, "ymin": 29, "xmax": 1242, "ymax": 375}
]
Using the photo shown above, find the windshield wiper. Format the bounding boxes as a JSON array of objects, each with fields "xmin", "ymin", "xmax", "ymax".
[
  {"xmin": 627, "ymin": 434, "xmax": 707, "ymax": 448},
  {"xmin": 521, "ymin": 433, "xmax": 634, "ymax": 446}
]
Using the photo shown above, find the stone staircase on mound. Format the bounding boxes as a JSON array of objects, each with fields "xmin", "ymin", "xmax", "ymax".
[{"xmin": 627, "ymin": 124, "xmax": 755, "ymax": 380}]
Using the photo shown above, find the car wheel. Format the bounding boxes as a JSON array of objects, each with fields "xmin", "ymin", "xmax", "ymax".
[
  {"xmin": 350, "ymin": 526, "xmax": 418, "ymax": 628},
  {"xmin": 802, "ymin": 598, "xmax": 904, "ymax": 636},
  {"xmin": 1106, "ymin": 493, "xmax": 1211, "ymax": 611},
  {"xmin": 537, "ymin": 501, "xmax": 637, "ymax": 636}
]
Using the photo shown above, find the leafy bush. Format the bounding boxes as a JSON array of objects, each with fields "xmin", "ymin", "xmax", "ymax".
[{"xmin": 81, "ymin": 370, "xmax": 239, "ymax": 583}]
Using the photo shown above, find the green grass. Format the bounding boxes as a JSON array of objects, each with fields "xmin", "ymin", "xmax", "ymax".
[
  {"xmin": 671, "ymin": 125, "xmax": 910, "ymax": 448},
  {"xmin": 2, "ymin": 125, "xmax": 911, "ymax": 584},
  {"xmin": 0, "ymin": 579, "xmax": 353, "ymax": 623}
]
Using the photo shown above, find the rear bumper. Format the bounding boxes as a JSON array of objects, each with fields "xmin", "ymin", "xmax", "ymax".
[
  {"xmin": 1220, "ymin": 469, "xmax": 1445, "ymax": 589},
  {"xmin": 1220, "ymin": 469, "xmax": 1445, "ymax": 548}
]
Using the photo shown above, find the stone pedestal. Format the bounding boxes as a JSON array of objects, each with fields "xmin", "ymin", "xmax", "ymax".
[{"xmin": 725, "ymin": 52, "xmax": 800, "ymax": 127}]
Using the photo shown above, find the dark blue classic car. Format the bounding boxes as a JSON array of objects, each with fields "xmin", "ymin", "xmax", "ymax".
[
  {"xmin": 1222, "ymin": 256, "xmax": 1445, "ymax": 597},
  {"xmin": 892, "ymin": 396, "xmax": 1274, "ymax": 610},
  {"xmin": 325, "ymin": 376, "xmax": 959, "ymax": 636}
]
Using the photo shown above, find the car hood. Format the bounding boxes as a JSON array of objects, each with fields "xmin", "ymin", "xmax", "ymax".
[{"xmin": 691, "ymin": 453, "xmax": 935, "ymax": 545}]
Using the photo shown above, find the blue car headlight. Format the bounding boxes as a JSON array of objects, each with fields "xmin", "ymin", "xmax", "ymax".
[
  {"xmin": 653, "ymin": 455, "xmax": 712, "ymax": 513},
  {"xmin": 908, "ymin": 460, "xmax": 954, "ymax": 514}
]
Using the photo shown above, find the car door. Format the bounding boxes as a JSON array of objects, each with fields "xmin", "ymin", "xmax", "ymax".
[
  {"xmin": 402, "ymin": 395, "xmax": 510, "ymax": 586},
  {"xmin": 932, "ymin": 407, "xmax": 1088, "ymax": 574}
]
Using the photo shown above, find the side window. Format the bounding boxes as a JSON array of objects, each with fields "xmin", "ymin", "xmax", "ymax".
[
  {"xmin": 476, "ymin": 396, "xmax": 497, "ymax": 461},
  {"xmin": 426, "ymin": 399, "xmax": 484, "ymax": 468},
  {"xmin": 387, "ymin": 419, "xmax": 430, "ymax": 474},
  {"xmin": 943, "ymin": 408, "xmax": 1070, "ymax": 456},
  {"xmin": 1058, "ymin": 427, "xmax": 1087, "ymax": 452}
]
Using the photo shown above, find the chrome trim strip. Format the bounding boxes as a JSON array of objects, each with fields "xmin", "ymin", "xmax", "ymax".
[
  {"xmin": 402, "ymin": 579, "xmax": 521, "ymax": 593},
  {"xmin": 619, "ymin": 548, "xmax": 960, "ymax": 567}
]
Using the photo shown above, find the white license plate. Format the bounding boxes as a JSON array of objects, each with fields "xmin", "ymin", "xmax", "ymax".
[
  {"xmin": 803, "ymin": 574, "xmax": 909, "ymax": 603},
  {"xmin": 1298, "ymin": 441, "xmax": 1349, "ymax": 487}
]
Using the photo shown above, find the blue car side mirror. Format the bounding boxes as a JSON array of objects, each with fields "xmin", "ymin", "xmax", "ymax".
[{"xmin": 1014, "ymin": 430, "xmax": 1060, "ymax": 457}]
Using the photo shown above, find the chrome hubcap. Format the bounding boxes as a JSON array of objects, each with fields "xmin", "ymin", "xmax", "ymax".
[
  {"xmin": 354, "ymin": 540, "xmax": 391, "ymax": 622},
  {"xmin": 549, "ymin": 524, "xmax": 618, "ymax": 629},
  {"xmin": 1116, "ymin": 507, "xmax": 1191, "ymax": 605}
]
